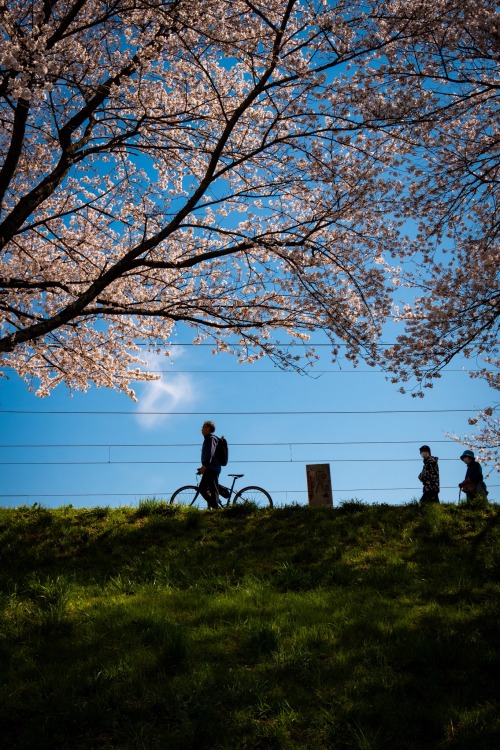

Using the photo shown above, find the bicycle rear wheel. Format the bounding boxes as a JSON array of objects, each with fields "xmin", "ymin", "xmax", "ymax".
[
  {"xmin": 170, "ymin": 485, "xmax": 205, "ymax": 508},
  {"xmin": 233, "ymin": 486, "xmax": 273, "ymax": 508}
]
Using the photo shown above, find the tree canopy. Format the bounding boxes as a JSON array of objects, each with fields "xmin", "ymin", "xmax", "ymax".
[{"xmin": 0, "ymin": 0, "xmax": 498, "ymax": 459}]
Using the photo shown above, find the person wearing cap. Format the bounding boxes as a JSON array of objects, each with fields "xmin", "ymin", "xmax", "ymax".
[
  {"xmin": 418, "ymin": 445, "xmax": 440, "ymax": 503},
  {"xmin": 459, "ymin": 449, "xmax": 488, "ymax": 503}
]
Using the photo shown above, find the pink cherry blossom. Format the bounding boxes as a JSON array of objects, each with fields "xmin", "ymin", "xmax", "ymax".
[{"xmin": 0, "ymin": 1, "xmax": 498, "ymax": 461}]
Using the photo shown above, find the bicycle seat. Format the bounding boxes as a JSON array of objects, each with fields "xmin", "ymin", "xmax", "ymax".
[{"xmin": 228, "ymin": 473, "xmax": 244, "ymax": 478}]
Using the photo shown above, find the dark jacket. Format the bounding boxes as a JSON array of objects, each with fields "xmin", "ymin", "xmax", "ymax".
[
  {"xmin": 463, "ymin": 459, "xmax": 483, "ymax": 487},
  {"xmin": 460, "ymin": 458, "xmax": 488, "ymax": 498},
  {"xmin": 418, "ymin": 456, "xmax": 440, "ymax": 492},
  {"xmin": 201, "ymin": 433, "xmax": 221, "ymax": 473}
]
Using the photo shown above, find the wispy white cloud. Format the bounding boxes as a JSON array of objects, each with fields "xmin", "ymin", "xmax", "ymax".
[{"xmin": 135, "ymin": 351, "xmax": 196, "ymax": 429}]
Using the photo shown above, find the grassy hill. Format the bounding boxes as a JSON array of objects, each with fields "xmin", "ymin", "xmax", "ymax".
[{"xmin": 1, "ymin": 500, "xmax": 499, "ymax": 750}]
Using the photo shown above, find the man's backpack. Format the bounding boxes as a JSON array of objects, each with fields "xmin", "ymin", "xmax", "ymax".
[{"xmin": 215, "ymin": 435, "xmax": 229, "ymax": 466}]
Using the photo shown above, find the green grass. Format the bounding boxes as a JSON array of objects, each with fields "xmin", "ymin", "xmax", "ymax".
[{"xmin": 1, "ymin": 500, "xmax": 499, "ymax": 749}]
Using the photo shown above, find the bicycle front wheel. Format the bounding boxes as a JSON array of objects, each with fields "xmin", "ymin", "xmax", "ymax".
[
  {"xmin": 233, "ymin": 486, "xmax": 273, "ymax": 508},
  {"xmin": 170, "ymin": 485, "xmax": 204, "ymax": 508}
]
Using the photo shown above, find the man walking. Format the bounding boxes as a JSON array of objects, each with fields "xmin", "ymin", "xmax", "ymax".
[
  {"xmin": 418, "ymin": 445, "xmax": 440, "ymax": 503},
  {"xmin": 198, "ymin": 420, "xmax": 221, "ymax": 510}
]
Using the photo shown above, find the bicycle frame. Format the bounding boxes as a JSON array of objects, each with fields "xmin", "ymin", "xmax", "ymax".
[
  {"xmin": 170, "ymin": 472, "xmax": 272, "ymax": 508},
  {"xmin": 218, "ymin": 473, "xmax": 245, "ymax": 505}
]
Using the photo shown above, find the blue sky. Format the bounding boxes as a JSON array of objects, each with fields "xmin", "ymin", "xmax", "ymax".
[{"xmin": 1, "ymin": 326, "xmax": 498, "ymax": 509}]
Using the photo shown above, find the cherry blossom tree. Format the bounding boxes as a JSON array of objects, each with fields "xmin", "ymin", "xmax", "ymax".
[
  {"xmin": 357, "ymin": 0, "xmax": 500, "ymax": 468},
  {"xmin": 1, "ymin": 0, "xmax": 414, "ymax": 397},
  {"xmin": 1, "ymin": 0, "xmax": 499, "ymax": 467}
]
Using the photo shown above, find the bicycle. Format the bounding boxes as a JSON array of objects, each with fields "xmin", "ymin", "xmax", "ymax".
[{"xmin": 170, "ymin": 472, "xmax": 273, "ymax": 509}]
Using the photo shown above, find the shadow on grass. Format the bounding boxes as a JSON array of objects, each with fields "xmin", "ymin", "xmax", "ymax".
[
  {"xmin": 1, "ymin": 583, "xmax": 499, "ymax": 750},
  {"xmin": 0, "ymin": 503, "xmax": 499, "ymax": 748}
]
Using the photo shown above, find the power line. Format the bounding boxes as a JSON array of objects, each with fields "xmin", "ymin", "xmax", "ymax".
[
  {"xmin": 0, "ymin": 439, "xmax": 458, "ymax": 448},
  {"xmin": 137, "ymin": 342, "xmax": 493, "ymax": 352},
  {"xmin": 0, "ymin": 408, "xmax": 481, "ymax": 415},
  {"xmin": 0, "ymin": 458, "xmax": 465, "ymax": 466},
  {"xmin": 138, "ymin": 342, "xmax": 397, "ymax": 347},
  {"xmin": 0, "ymin": 484, "xmax": 498, "ymax": 500},
  {"xmin": 143, "ymin": 368, "xmax": 495, "ymax": 374}
]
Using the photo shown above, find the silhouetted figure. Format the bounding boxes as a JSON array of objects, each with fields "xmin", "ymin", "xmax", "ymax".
[
  {"xmin": 459, "ymin": 449, "xmax": 488, "ymax": 504},
  {"xmin": 198, "ymin": 420, "xmax": 221, "ymax": 510},
  {"xmin": 418, "ymin": 445, "xmax": 440, "ymax": 503}
]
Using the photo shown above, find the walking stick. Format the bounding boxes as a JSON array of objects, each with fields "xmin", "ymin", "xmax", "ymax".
[{"xmin": 458, "ymin": 487, "xmax": 462, "ymax": 504}]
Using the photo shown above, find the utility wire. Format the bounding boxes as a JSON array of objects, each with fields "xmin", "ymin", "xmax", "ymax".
[
  {"xmin": 1, "ymin": 485, "xmax": 498, "ymax": 499},
  {"xmin": 0, "ymin": 439, "xmax": 458, "ymax": 448},
  {"xmin": 137, "ymin": 342, "xmax": 474, "ymax": 350},
  {"xmin": 0, "ymin": 408, "xmax": 481, "ymax": 415},
  {"xmin": 142, "ymin": 368, "xmax": 496, "ymax": 374},
  {"xmin": 0, "ymin": 458, "xmax": 467, "ymax": 465}
]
